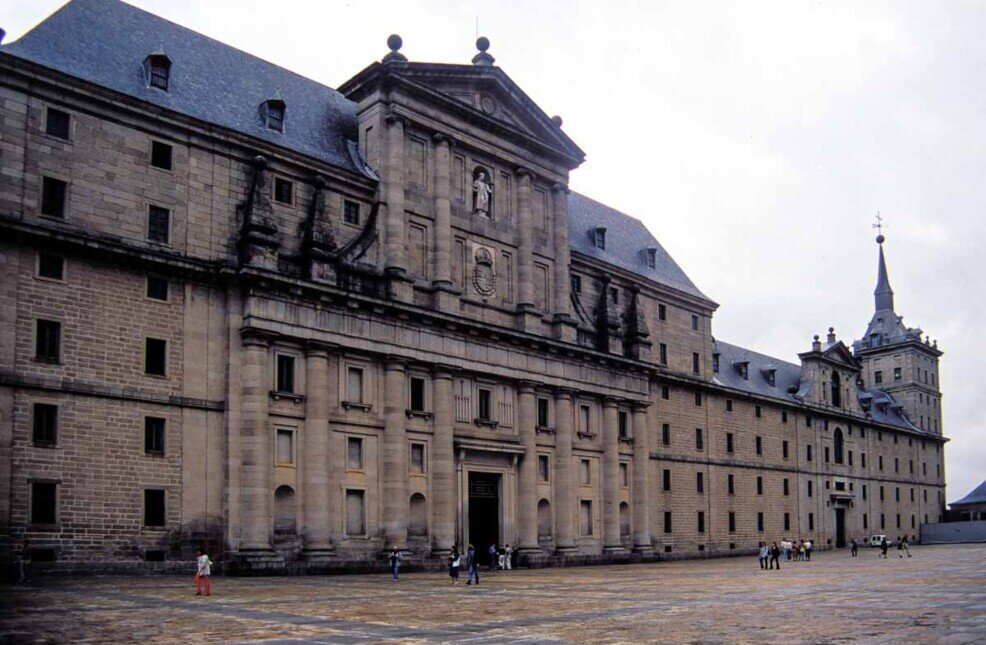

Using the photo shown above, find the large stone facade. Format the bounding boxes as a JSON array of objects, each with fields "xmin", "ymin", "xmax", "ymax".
[{"xmin": 0, "ymin": 0, "xmax": 946, "ymax": 571}]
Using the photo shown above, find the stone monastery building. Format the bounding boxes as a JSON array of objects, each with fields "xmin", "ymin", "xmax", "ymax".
[{"xmin": 0, "ymin": 0, "xmax": 947, "ymax": 571}]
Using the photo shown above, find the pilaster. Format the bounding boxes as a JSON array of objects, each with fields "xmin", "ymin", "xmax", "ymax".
[
  {"xmin": 238, "ymin": 329, "xmax": 276, "ymax": 555},
  {"xmin": 631, "ymin": 402, "xmax": 652, "ymax": 553},
  {"xmin": 384, "ymin": 112, "xmax": 412, "ymax": 302},
  {"xmin": 553, "ymin": 388, "xmax": 577, "ymax": 553},
  {"xmin": 515, "ymin": 168, "xmax": 536, "ymax": 318},
  {"xmin": 302, "ymin": 342, "xmax": 334, "ymax": 559},
  {"xmin": 601, "ymin": 398, "xmax": 624, "ymax": 551},
  {"xmin": 551, "ymin": 183, "xmax": 577, "ymax": 343},
  {"xmin": 517, "ymin": 381, "xmax": 540, "ymax": 552},
  {"xmin": 431, "ymin": 365, "xmax": 456, "ymax": 555},
  {"xmin": 382, "ymin": 357, "xmax": 409, "ymax": 549}
]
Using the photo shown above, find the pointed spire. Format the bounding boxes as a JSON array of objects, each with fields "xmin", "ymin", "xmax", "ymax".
[{"xmin": 874, "ymin": 234, "xmax": 894, "ymax": 312}]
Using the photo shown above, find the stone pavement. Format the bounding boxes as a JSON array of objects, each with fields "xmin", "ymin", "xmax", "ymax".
[{"xmin": 1, "ymin": 544, "xmax": 985, "ymax": 644}]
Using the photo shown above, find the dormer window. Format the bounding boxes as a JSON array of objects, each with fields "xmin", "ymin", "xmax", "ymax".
[
  {"xmin": 593, "ymin": 226, "xmax": 606, "ymax": 250},
  {"xmin": 144, "ymin": 53, "xmax": 171, "ymax": 91},
  {"xmin": 764, "ymin": 369, "xmax": 776, "ymax": 387},
  {"xmin": 736, "ymin": 361, "xmax": 749, "ymax": 380},
  {"xmin": 645, "ymin": 247, "xmax": 657, "ymax": 269},
  {"xmin": 262, "ymin": 98, "xmax": 286, "ymax": 133},
  {"xmin": 712, "ymin": 353, "xmax": 720, "ymax": 373}
]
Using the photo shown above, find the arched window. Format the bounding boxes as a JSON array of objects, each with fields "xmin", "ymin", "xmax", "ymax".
[
  {"xmin": 274, "ymin": 485, "xmax": 296, "ymax": 534},
  {"xmin": 831, "ymin": 372, "xmax": 842, "ymax": 408},
  {"xmin": 408, "ymin": 493, "xmax": 428, "ymax": 538},
  {"xmin": 537, "ymin": 499, "xmax": 552, "ymax": 540},
  {"xmin": 619, "ymin": 502, "xmax": 631, "ymax": 537},
  {"xmin": 833, "ymin": 427, "xmax": 845, "ymax": 465}
]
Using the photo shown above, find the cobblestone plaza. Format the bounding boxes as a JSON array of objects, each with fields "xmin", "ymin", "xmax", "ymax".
[{"xmin": 2, "ymin": 544, "xmax": 984, "ymax": 643}]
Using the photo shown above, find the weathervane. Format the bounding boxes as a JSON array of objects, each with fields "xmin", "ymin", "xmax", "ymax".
[{"xmin": 872, "ymin": 212, "xmax": 887, "ymax": 244}]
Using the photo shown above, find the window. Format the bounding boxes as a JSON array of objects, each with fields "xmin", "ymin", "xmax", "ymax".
[
  {"xmin": 757, "ymin": 512, "xmax": 764, "ymax": 532},
  {"xmin": 609, "ymin": 287, "xmax": 619, "ymax": 305},
  {"xmin": 910, "ymin": 488, "xmax": 915, "ymax": 502},
  {"xmin": 151, "ymin": 141, "xmax": 173, "ymax": 170},
  {"xmin": 534, "ymin": 397, "xmax": 550, "ymax": 428},
  {"xmin": 273, "ymin": 177, "xmax": 293, "ymax": 205},
  {"xmin": 726, "ymin": 433, "xmax": 734, "ymax": 453},
  {"xmin": 580, "ymin": 459, "xmax": 591, "ymax": 485},
  {"xmin": 276, "ymin": 355, "xmax": 295, "ymax": 393},
  {"xmin": 144, "ymin": 417, "xmax": 165, "ymax": 455},
  {"xmin": 728, "ymin": 512, "xmax": 736, "ymax": 533},
  {"xmin": 538, "ymin": 454, "xmax": 549, "ymax": 482},
  {"xmin": 894, "ymin": 457, "xmax": 899, "ymax": 473},
  {"xmin": 347, "ymin": 367, "xmax": 364, "ymax": 403},
  {"xmin": 880, "ymin": 486, "xmax": 885, "ymax": 501},
  {"xmin": 661, "ymin": 386, "xmax": 669, "ymax": 400},
  {"xmin": 863, "ymin": 514, "xmax": 869, "ymax": 530},
  {"xmin": 38, "ymin": 253, "xmax": 64, "ymax": 280},
  {"xmin": 31, "ymin": 482, "xmax": 57, "ymax": 525},
  {"xmin": 727, "ymin": 474, "xmax": 735, "ymax": 495},
  {"xmin": 593, "ymin": 227, "xmax": 606, "ymax": 249},
  {"xmin": 726, "ymin": 400, "xmax": 733, "ymax": 412},
  {"xmin": 893, "ymin": 367, "xmax": 902, "ymax": 381},
  {"xmin": 410, "ymin": 377, "xmax": 426, "ymax": 412},
  {"xmin": 35, "ymin": 319, "xmax": 61, "ymax": 362},
  {"xmin": 146, "ymin": 276, "xmax": 168, "ymax": 301},
  {"xmin": 619, "ymin": 462, "xmax": 629, "ymax": 487},
  {"xmin": 646, "ymin": 248, "xmax": 657, "ymax": 268},
  {"xmin": 145, "ymin": 338, "xmax": 167, "ymax": 376},
  {"xmin": 343, "ymin": 200, "xmax": 361, "ymax": 225},
  {"xmin": 874, "ymin": 370, "xmax": 883, "ymax": 384},
  {"xmin": 658, "ymin": 304, "xmax": 666, "ymax": 321},
  {"xmin": 581, "ymin": 500, "xmax": 594, "ymax": 535},
  {"xmin": 909, "ymin": 460, "xmax": 914, "ymax": 474},
  {"xmin": 662, "ymin": 469, "xmax": 671, "ymax": 491},
  {"xmin": 783, "ymin": 478, "xmax": 789, "ymax": 496},
  {"xmin": 147, "ymin": 205, "xmax": 170, "ymax": 244},
  {"xmin": 879, "ymin": 455, "xmax": 884, "ymax": 471},
  {"xmin": 345, "ymin": 489, "xmax": 365, "ymax": 535},
  {"xmin": 833, "ymin": 427, "xmax": 844, "ymax": 464},
  {"xmin": 784, "ymin": 512, "xmax": 791, "ymax": 532},
  {"xmin": 45, "ymin": 107, "xmax": 71, "ymax": 139},
  {"xmin": 755, "ymin": 436, "xmax": 762, "ymax": 455},
  {"xmin": 618, "ymin": 410, "xmax": 628, "ymax": 439},
  {"xmin": 570, "ymin": 274, "xmax": 582, "ymax": 294},
  {"xmin": 862, "ymin": 484, "xmax": 867, "ymax": 500},
  {"xmin": 779, "ymin": 441, "xmax": 789, "ymax": 460},
  {"xmin": 757, "ymin": 476, "xmax": 763, "ymax": 495},
  {"xmin": 880, "ymin": 513, "xmax": 885, "ymax": 530},
  {"xmin": 265, "ymin": 100, "xmax": 286, "ymax": 132},
  {"xmin": 146, "ymin": 55, "xmax": 170, "ymax": 90},
  {"xmin": 824, "ymin": 446, "xmax": 830, "ymax": 463},
  {"xmin": 895, "ymin": 487, "xmax": 900, "ymax": 502},
  {"xmin": 41, "ymin": 176, "xmax": 67, "ymax": 218},
  {"xmin": 848, "ymin": 450, "xmax": 853, "ymax": 466},
  {"xmin": 580, "ymin": 405, "xmax": 591, "ymax": 434},
  {"xmin": 808, "ymin": 512, "xmax": 814, "ymax": 531},
  {"xmin": 713, "ymin": 354, "xmax": 720, "ymax": 373},
  {"xmin": 144, "ymin": 489, "xmax": 166, "ymax": 527},
  {"xmin": 276, "ymin": 429, "xmax": 294, "ymax": 465},
  {"xmin": 696, "ymin": 471, "xmax": 704, "ymax": 493},
  {"xmin": 781, "ymin": 410, "xmax": 788, "ymax": 423},
  {"xmin": 806, "ymin": 444, "xmax": 813, "ymax": 462},
  {"xmin": 661, "ymin": 423, "xmax": 670, "ymax": 446},
  {"xmin": 691, "ymin": 315, "xmax": 699, "ymax": 331},
  {"xmin": 808, "ymin": 480, "xmax": 813, "ymax": 497},
  {"xmin": 411, "ymin": 443, "xmax": 426, "ymax": 474},
  {"xmin": 805, "ymin": 414, "xmax": 812, "ymax": 428},
  {"xmin": 755, "ymin": 405, "xmax": 761, "ymax": 418},
  {"xmin": 896, "ymin": 514, "xmax": 901, "ymax": 529},
  {"xmin": 695, "ymin": 428, "xmax": 703, "ymax": 450},
  {"xmin": 478, "ymin": 388, "xmax": 492, "ymax": 421},
  {"xmin": 694, "ymin": 392, "xmax": 702, "ymax": 406},
  {"xmin": 697, "ymin": 511, "xmax": 705, "ymax": 533},
  {"xmin": 659, "ymin": 343, "xmax": 668, "ymax": 365},
  {"xmin": 347, "ymin": 437, "xmax": 363, "ymax": 470},
  {"xmin": 692, "ymin": 352, "xmax": 700, "ymax": 374},
  {"xmin": 664, "ymin": 511, "xmax": 672, "ymax": 534},
  {"xmin": 32, "ymin": 403, "xmax": 58, "ymax": 446}
]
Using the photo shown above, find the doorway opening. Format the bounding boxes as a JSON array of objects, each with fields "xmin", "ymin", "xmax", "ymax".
[
  {"xmin": 468, "ymin": 471, "xmax": 501, "ymax": 563},
  {"xmin": 835, "ymin": 507, "xmax": 846, "ymax": 548}
]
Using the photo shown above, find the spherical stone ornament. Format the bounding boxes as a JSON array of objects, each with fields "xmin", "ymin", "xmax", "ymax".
[
  {"xmin": 476, "ymin": 36, "xmax": 490, "ymax": 52},
  {"xmin": 876, "ymin": 234, "xmax": 885, "ymax": 244},
  {"xmin": 387, "ymin": 34, "xmax": 403, "ymax": 52}
]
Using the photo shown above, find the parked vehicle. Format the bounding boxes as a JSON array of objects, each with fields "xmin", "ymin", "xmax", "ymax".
[{"xmin": 867, "ymin": 534, "xmax": 894, "ymax": 548}]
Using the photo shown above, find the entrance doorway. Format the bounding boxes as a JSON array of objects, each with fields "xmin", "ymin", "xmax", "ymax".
[
  {"xmin": 468, "ymin": 472, "xmax": 500, "ymax": 562},
  {"xmin": 835, "ymin": 508, "xmax": 846, "ymax": 548}
]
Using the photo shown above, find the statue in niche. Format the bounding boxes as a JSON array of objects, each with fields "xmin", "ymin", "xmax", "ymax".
[{"xmin": 473, "ymin": 170, "xmax": 493, "ymax": 217}]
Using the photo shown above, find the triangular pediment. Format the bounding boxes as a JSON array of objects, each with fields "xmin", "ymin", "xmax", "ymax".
[{"xmin": 821, "ymin": 342, "xmax": 860, "ymax": 369}]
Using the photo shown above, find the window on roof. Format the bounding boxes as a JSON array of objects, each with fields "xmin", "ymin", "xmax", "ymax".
[
  {"xmin": 265, "ymin": 100, "xmax": 286, "ymax": 132},
  {"xmin": 646, "ymin": 248, "xmax": 657, "ymax": 268},
  {"xmin": 593, "ymin": 227, "xmax": 606, "ymax": 250},
  {"xmin": 144, "ymin": 54, "xmax": 171, "ymax": 91}
]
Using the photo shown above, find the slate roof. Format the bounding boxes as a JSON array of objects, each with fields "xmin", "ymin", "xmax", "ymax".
[
  {"xmin": 951, "ymin": 481, "xmax": 986, "ymax": 508},
  {"xmin": 0, "ymin": 0, "xmax": 372, "ymax": 177},
  {"xmin": 568, "ymin": 192, "xmax": 710, "ymax": 301}
]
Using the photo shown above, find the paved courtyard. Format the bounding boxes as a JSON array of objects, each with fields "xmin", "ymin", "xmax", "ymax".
[{"xmin": 1, "ymin": 544, "xmax": 984, "ymax": 644}]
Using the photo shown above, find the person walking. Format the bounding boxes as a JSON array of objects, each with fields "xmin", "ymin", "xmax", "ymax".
[
  {"xmin": 466, "ymin": 544, "xmax": 480, "ymax": 586},
  {"xmin": 880, "ymin": 536, "xmax": 889, "ymax": 558},
  {"xmin": 897, "ymin": 536, "xmax": 906, "ymax": 558},
  {"xmin": 769, "ymin": 542, "xmax": 781, "ymax": 570},
  {"xmin": 389, "ymin": 546, "xmax": 404, "ymax": 582},
  {"xmin": 902, "ymin": 535, "xmax": 911, "ymax": 557},
  {"xmin": 195, "ymin": 548, "xmax": 212, "ymax": 596},
  {"xmin": 497, "ymin": 544, "xmax": 506, "ymax": 571},
  {"xmin": 850, "ymin": 538, "xmax": 858, "ymax": 557},
  {"xmin": 758, "ymin": 542, "xmax": 769, "ymax": 570},
  {"xmin": 448, "ymin": 545, "xmax": 461, "ymax": 584},
  {"xmin": 504, "ymin": 544, "xmax": 513, "ymax": 570},
  {"xmin": 488, "ymin": 543, "xmax": 498, "ymax": 571},
  {"xmin": 805, "ymin": 539, "xmax": 813, "ymax": 561}
]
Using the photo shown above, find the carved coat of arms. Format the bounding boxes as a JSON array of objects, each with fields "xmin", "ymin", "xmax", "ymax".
[{"xmin": 472, "ymin": 246, "xmax": 496, "ymax": 298}]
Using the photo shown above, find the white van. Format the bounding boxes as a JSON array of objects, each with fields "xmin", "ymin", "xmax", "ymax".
[{"xmin": 867, "ymin": 534, "xmax": 893, "ymax": 548}]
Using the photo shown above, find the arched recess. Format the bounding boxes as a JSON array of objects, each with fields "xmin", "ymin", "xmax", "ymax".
[
  {"xmin": 274, "ymin": 485, "xmax": 296, "ymax": 534},
  {"xmin": 834, "ymin": 427, "xmax": 845, "ymax": 465},
  {"xmin": 619, "ymin": 502, "xmax": 631, "ymax": 537},
  {"xmin": 537, "ymin": 499, "xmax": 552, "ymax": 540},
  {"xmin": 408, "ymin": 493, "xmax": 428, "ymax": 538}
]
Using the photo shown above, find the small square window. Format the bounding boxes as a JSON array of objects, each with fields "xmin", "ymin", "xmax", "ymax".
[
  {"xmin": 148, "ymin": 205, "xmax": 170, "ymax": 244},
  {"xmin": 274, "ymin": 177, "xmax": 293, "ymax": 204},
  {"xmin": 145, "ymin": 338, "xmax": 167, "ymax": 376},
  {"xmin": 144, "ymin": 489, "xmax": 166, "ymax": 527},
  {"xmin": 37, "ymin": 253, "xmax": 64, "ymax": 280},
  {"xmin": 145, "ymin": 417, "xmax": 166, "ymax": 455},
  {"xmin": 146, "ymin": 276, "xmax": 169, "ymax": 301},
  {"xmin": 276, "ymin": 355, "xmax": 295, "ymax": 393},
  {"xmin": 411, "ymin": 443, "xmax": 426, "ymax": 474},
  {"xmin": 409, "ymin": 377, "xmax": 426, "ymax": 412},
  {"xmin": 276, "ymin": 429, "xmax": 294, "ymax": 465},
  {"xmin": 151, "ymin": 141, "xmax": 173, "ymax": 170},
  {"xmin": 41, "ymin": 177, "xmax": 67, "ymax": 218},
  {"xmin": 344, "ymin": 200, "xmax": 361, "ymax": 225},
  {"xmin": 31, "ymin": 482, "xmax": 57, "ymax": 525},
  {"xmin": 347, "ymin": 437, "xmax": 363, "ymax": 470},
  {"xmin": 538, "ymin": 454, "xmax": 549, "ymax": 482},
  {"xmin": 32, "ymin": 403, "xmax": 58, "ymax": 446},
  {"xmin": 45, "ymin": 107, "xmax": 71, "ymax": 140},
  {"xmin": 35, "ymin": 319, "xmax": 61, "ymax": 362}
]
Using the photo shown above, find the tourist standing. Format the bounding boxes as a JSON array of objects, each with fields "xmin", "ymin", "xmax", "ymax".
[
  {"xmin": 805, "ymin": 539, "xmax": 813, "ymax": 561},
  {"xmin": 758, "ymin": 542, "xmax": 769, "ymax": 569},
  {"xmin": 195, "ymin": 548, "xmax": 212, "ymax": 596},
  {"xmin": 497, "ymin": 544, "xmax": 506, "ymax": 570},
  {"xmin": 897, "ymin": 536, "xmax": 905, "ymax": 558},
  {"xmin": 488, "ymin": 543, "xmax": 498, "ymax": 570},
  {"xmin": 449, "ymin": 545, "xmax": 461, "ymax": 584},
  {"xmin": 769, "ymin": 542, "xmax": 781, "ymax": 570},
  {"xmin": 880, "ymin": 536, "xmax": 889, "ymax": 558},
  {"xmin": 466, "ymin": 544, "xmax": 480, "ymax": 586},
  {"xmin": 902, "ymin": 535, "xmax": 911, "ymax": 557},
  {"xmin": 504, "ymin": 544, "xmax": 513, "ymax": 570},
  {"xmin": 850, "ymin": 538, "xmax": 858, "ymax": 557},
  {"xmin": 389, "ymin": 546, "xmax": 404, "ymax": 582}
]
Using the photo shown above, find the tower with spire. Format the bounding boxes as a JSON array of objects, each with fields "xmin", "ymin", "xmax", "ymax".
[{"xmin": 852, "ymin": 232, "xmax": 944, "ymax": 434}]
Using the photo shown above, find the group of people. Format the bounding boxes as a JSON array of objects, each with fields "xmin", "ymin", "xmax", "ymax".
[
  {"xmin": 487, "ymin": 543, "xmax": 516, "ymax": 571},
  {"xmin": 388, "ymin": 543, "xmax": 496, "ymax": 585},
  {"xmin": 758, "ymin": 538, "xmax": 813, "ymax": 570},
  {"xmin": 850, "ymin": 535, "xmax": 911, "ymax": 559}
]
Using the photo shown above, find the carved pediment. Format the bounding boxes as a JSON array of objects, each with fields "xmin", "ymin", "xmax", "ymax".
[{"xmin": 821, "ymin": 342, "xmax": 860, "ymax": 369}]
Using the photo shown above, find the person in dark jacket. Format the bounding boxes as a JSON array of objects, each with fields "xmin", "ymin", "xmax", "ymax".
[
  {"xmin": 466, "ymin": 543, "xmax": 480, "ymax": 585},
  {"xmin": 388, "ymin": 546, "xmax": 404, "ymax": 582},
  {"xmin": 769, "ymin": 542, "xmax": 781, "ymax": 570},
  {"xmin": 448, "ymin": 545, "xmax": 461, "ymax": 584},
  {"xmin": 850, "ymin": 538, "xmax": 858, "ymax": 557},
  {"xmin": 880, "ymin": 536, "xmax": 889, "ymax": 558}
]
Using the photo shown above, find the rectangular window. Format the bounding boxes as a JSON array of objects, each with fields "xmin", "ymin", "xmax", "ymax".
[
  {"xmin": 893, "ymin": 366, "xmax": 902, "ymax": 381},
  {"xmin": 145, "ymin": 338, "xmax": 167, "ymax": 376},
  {"xmin": 808, "ymin": 512, "xmax": 814, "ymax": 531},
  {"xmin": 342, "ymin": 200, "xmax": 361, "ymax": 225},
  {"xmin": 151, "ymin": 141, "xmax": 173, "ymax": 170},
  {"xmin": 347, "ymin": 367, "xmax": 364, "ymax": 403},
  {"xmin": 661, "ymin": 386, "xmax": 669, "ymax": 400},
  {"xmin": 580, "ymin": 459, "xmax": 591, "ymax": 485},
  {"xmin": 273, "ymin": 177, "xmax": 293, "ymax": 204},
  {"xmin": 726, "ymin": 399, "xmax": 733, "ymax": 412},
  {"xmin": 757, "ymin": 512, "xmax": 764, "ymax": 532},
  {"xmin": 662, "ymin": 423, "xmax": 671, "ymax": 446},
  {"xmin": 694, "ymin": 392, "xmax": 702, "ymax": 406},
  {"xmin": 806, "ymin": 444, "xmax": 813, "ymax": 462},
  {"xmin": 896, "ymin": 514, "xmax": 901, "ymax": 529},
  {"xmin": 726, "ymin": 433, "xmax": 734, "ymax": 453},
  {"xmin": 728, "ymin": 512, "xmax": 736, "ymax": 533},
  {"xmin": 276, "ymin": 355, "xmax": 295, "ymax": 393},
  {"xmin": 411, "ymin": 443, "xmax": 426, "ymax": 474},
  {"xmin": 879, "ymin": 455, "xmax": 884, "ymax": 471},
  {"xmin": 713, "ymin": 354, "xmax": 720, "ymax": 373},
  {"xmin": 874, "ymin": 370, "xmax": 883, "ymax": 384},
  {"xmin": 538, "ymin": 454, "xmax": 549, "ymax": 482},
  {"xmin": 808, "ymin": 480, "xmax": 813, "ymax": 497},
  {"xmin": 609, "ymin": 287, "xmax": 619, "ymax": 304},
  {"xmin": 880, "ymin": 513, "xmax": 885, "ymax": 530},
  {"xmin": 144, "ymin": 489, "xmax": 166, "ymax": 527},
  {"xmin": 144, "ymin": 416, "xmax": 165, "ymax": 455},
  {"xmin": 659, "ymin": 343, "xmax": 668, "ymax": 365},
  {"xmin": 276, "ymin": 429, "xmax": 294, "ymax": 465},
  {"xmin": 783, "ymin": 478, "xmax": 789, "ymax": 496},
  {"xmin": 692, "ymin": 352, "xmax": 700, "ymax": 374},
  {"xmin": 782, "ymin": 440, "xmax": 789, "ymax": 459},
  {"xmin": 696, "ymin": 471, "xmax": 704, "ymax": 493},
  {"xmin": 658, "ymin": 304, "xmax": 667, "ymax": 321},
  {"xmin": 410, "ymin": 377, "xmax": 426, "ymax": 412},
  {"xmin": 619, "ymin": 462, "xmax": 629, "ymax": 487},
  {"xmin": 784, "ymin": 512, "xmax": 791, "ymax": 532},
  {"xmin": 880, "ymin": 485, "xmax": 885, "ymax": 501},
  {"xmin": 697, "ymin": 511, "xmax": 705, "ymax": 533},
  {"xmin": 537, "ymin": 397, "xmax": 549, "ymax": 428},
  {"xmin": 45, "ymin": 107, "xmax": 71, "ymax": 139},
  {"xmin": 757, "ymin": 476, "xmax": 763, "ymax": 495},
  {"xmin": 478, "ymin": 388, "xmax": 492, "ymax": 421},
  {"xmin": 824, "ymin": 446, "xmax": 830, "ymax": 463},
  {"xmin": 691, "ymin": 314, "xmax": 699, "ymax": 331},
  {"xmin": 41, "ymin": 177, "xmax": 67, "ymax": 218},
  {"xmin": 147, "ymin": 205, "xmax": 170, "ymax": 243},
  {"xmin": 346, "ymin": 489, "xmax": 365, "ymax": 536},
  {"xmin": 35, "ymin": 319, "xmax": 61, "ymax": 362},
  {"xmin": 755, "ymin": 405, "xmax": 762, "ymax": 418},
  {"xmin": 894, "ymin": 457, "xmax": 899, "ymax": 473},
  {"xmin": 146, "ymin": 276, "xmax": 168, "ymax": 301},
  {"xmin": 895, "ymin": 487, "xmax": 900, "ymax": 502},
  {"xmin": 570, "ymin": 274, "xmax": 582, "ymax": 294},
  {"xmin": 347, "ymin": 437, "xmax": 363, "ymax": 470},
  {"xmin": 664, "ymin": 511, "xmax": 672, "ymax": 534},
  {"xmin": 727, "ymin": 474, "xmax": 735, "ymax": 495},
  {"xmin": 862, "ymin": 484, "xmax": 868, "ymax": 500},
  {"xmin": 863, "ymin": 514, "xmax": 869, "ymax": 530},
  {"xmin": 755, "ymin": 436, "xmax": 762, "ymax": 455},
  {"xmin": 581, "ymin": 500, "xmax": 594, "ymax": 535},
  {"xmin": 580, "ymin": 405, "xmax": 591, "ymax": 434},
  {"xmin": 30, "ymin": 482, "xmax": 57, "ymax": 525},
  {"xmin": 618, "ymin": 410, "xmax": 628, "ymax": 439},
  {"xmin": 848, "ymin": 450, "xmax": 854, "ymax": 467},
  {"xmin": 38, "ymin": 253, "xmax": 64, "ymax": 280},
  {"xmin": 663, "ymin": 469, "xmax": 671, "ymax": 491},
  {"xmin": 695, "ymin": 428, "xmax": 703, "ymax": 451},
  {"xmin": 805, "ymin": 415, "xmax": 813, "ymax": 428},
  {"xmin": 32, "ymin": 403, "xmax": 58, "ymax": 446}
]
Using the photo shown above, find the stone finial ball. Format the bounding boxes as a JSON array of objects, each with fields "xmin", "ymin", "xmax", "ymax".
[
  {"xmin": 813, "ymin": 335, "xmax": 820, "ymax": 341},
  {"xmin": 387, "ymin": 34, "xmax": 403, "ymax": 52},
  {"xmin": 876, "ymin": 234, "xmax": 885, "ymax": 244},
  {"xmin": 829, "ymin": 327, "xmax": 835, "ymax": 333},
  {"xmin": 476, "ymin": 36, "xmax": 490, "ymax": 52},
  {"xmin": 551, "ymin": 115, "xmax": 563, "ymax": 127}
]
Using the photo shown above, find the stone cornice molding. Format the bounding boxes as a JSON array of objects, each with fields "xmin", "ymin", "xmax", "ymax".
[{"xmin": 240, "ymin": 328, "xmax": 276, "ymax": 347}]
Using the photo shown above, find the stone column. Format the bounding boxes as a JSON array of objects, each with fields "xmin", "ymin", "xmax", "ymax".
[
  {"xmin": 431, "ymin": 134, "xmax": 455, "ymax": 300},
  {"xmin": 431, "ymin": 366, "xmax": 455, "ymax": 555},
  {"xmin": 302, "ymin": 342, "xmax": 333, "ymax": 558},
  {"xmin": 517, "ymin": 382, "xmax": 540, "ymax": 552},
  {"xmin": 240, "ymin": 329, "xmax": 273, "ymax": 553},
  {"xmin": 516, "ymin": 168, "xmax": 536, "ymax": 313},
  {"xmin": 384, "ymin": 113, "xmax": 411, "ymax": 301},
  {"xmin": 554, "ymin": 389, "xmax": 577, "ymax": 553},
  {"xmin": 602, "ymin": 398, "xmax": 623, "ymax": 551},
  {"xmin": 382, "ymin": 358, "xmax": 408, "ymax": 549},
  {"xmin": 631, "ymin": 402, "xmax": 652, "ymax": 553},
  {"xmin": 550, "ymin": 183, "xmax": 575, "ymax": 342}
]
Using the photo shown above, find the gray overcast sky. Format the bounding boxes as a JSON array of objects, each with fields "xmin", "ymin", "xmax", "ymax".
[{"xmin": 4, "ymin": 0, "xmax": 983, "ymax": 501}]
